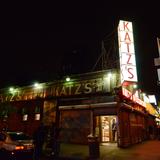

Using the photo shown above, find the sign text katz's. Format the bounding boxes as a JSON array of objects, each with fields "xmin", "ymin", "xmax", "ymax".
[
  {"xmin": 118, "ymin": 20, "xmax": 138, "ymax": 84},
  {"xmin": 0, "ymin": 77, "xmax": 115, "ymax": 102}
]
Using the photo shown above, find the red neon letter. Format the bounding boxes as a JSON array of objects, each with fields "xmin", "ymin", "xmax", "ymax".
[
  {"xmin": 125, "ymin": 32, "xmax": 131, "ymax": 42},
  {"xmin": 123, "ymin": 22, "xmax": 129, "ymax": 31},
  {"xmin": 127, "ymin": 54, "xmax": 132, "ymax": 64}
]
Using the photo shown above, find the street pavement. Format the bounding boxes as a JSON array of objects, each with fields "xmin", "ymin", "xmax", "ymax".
[{"xmin": 41, "ymin": 140, "xmax": 160, "ymax": 160}]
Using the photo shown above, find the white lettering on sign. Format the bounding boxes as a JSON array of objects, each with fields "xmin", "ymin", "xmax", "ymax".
[
  {"xmin": 122, "ymin": 87, "xmax": 146, "ymax": 108},
  {"xmin": 118, "ymin": 20, "xmax": 138, "ymax": 84}
]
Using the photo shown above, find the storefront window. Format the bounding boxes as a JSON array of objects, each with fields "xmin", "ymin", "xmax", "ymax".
[
  {"xmin": 23, "ymin": 114, "xmax": 28, "ymax": 121},
  {"xmin": 21, "ymin": 108, "xmax": 28, "ymax": 121},
  {"xmin": 35, "ymin": 113, "xmax": 40, "ymax": 120},
  {"xmin": 35, "ymin": 106, "xmax": 40, "ymax": 120}
]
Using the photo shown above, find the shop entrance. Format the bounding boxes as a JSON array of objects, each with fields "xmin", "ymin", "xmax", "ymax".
[{"xmin": 95, "ymin": 115, "xmax": 117, "ymax": 143}]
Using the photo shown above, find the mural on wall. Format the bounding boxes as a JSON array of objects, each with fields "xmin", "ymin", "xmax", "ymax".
[{"xmin": 60, "ymin": 110, "xmax": 90, "ymax": 144}]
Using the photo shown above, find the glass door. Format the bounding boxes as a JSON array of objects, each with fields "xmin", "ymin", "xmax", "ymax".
[
  {"xmin": 100, "ymin": 116, "xmax": 117, "ymax": 142},
  {"xmin": 101, "ymin": 116, "xmax": 110, "ymax": 142}
]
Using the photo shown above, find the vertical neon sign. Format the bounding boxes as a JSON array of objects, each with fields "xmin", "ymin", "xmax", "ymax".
[{"xmin": 118, "ymin": 20, "xmax": 138, "ymax": 84}]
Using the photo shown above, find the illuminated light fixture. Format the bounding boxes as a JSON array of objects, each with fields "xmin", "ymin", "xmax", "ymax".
[
  {"xmin": 133, "ymin": 84, "xmax": 137, "ymax": 89},
  {"xmin": 9, "ymin": 87, "xmax": 14, "ymax": 93},
  {"xmin": 142, "ymin": 93, "xmax": 146, "ymax": 97},
  {"xmin": 108, "ymin": 72, "xmax": 112, "ymax": 78},
  {"xmin": 104, "ymin": 73, "xmax": 112, "ymax": 80},
  {"xmin": 66, "ymin": 77, "xmax": 70, "ymax": 82},
  {"xmin": 34, "ymin": 82, "xmax": 43, "ymax": 89},
  {"xmin": 15, "ymin": 145, "xmax": 24, "ymax": 150},
  {"xmin": 9, "ymin": 87, "xmax": 19, "ymax": 94}
]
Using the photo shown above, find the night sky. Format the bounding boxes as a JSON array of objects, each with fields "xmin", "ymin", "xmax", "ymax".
[{"xmin": 2, "ymin": 3, "xmax": 160, "ymax": 97}]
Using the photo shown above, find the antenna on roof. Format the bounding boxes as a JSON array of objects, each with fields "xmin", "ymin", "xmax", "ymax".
[{"xmin": 92, "ymin": 28, "xmax": 119, "ymax": 71}]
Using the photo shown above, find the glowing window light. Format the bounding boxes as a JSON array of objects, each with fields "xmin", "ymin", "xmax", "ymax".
[
  {"xmin": 35, "ymin": 113, "xmax": 40, "ymax": 120},
  {"xmin": 23, "ymin": 114, "xmax": 28, "ymax": 121}
]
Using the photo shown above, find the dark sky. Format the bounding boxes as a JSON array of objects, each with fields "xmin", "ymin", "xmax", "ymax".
[{"xmin": 2, "ymin": 3, "xmax": 160, "ymax": 96}]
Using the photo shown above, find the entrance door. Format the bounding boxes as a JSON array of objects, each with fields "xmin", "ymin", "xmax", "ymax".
[
  {"xmin": 99, "ymin": 116, "xmax": 117, "ymax": 142},
  {"xmin": 101, "ymin": 116, "xmax": 110, "ymax": 142}
]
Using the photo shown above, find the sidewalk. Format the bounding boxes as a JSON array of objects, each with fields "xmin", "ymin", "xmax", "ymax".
[
  {"xmin": 42, "ymin": 140, "xmax": 160, "ymax": 160},
  {"xmin": 101, "ymin": 140, "xmax": 160, "ymax": 160}
]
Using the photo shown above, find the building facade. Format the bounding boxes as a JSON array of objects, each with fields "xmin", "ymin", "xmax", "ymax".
[{"xmin": 0, "ymin": 69, "xmax": 158, "ymax": 148}]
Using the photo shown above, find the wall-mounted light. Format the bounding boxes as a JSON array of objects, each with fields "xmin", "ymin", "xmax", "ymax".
[
  {"xmin": 133, "ymin": 84, "xmax": 138, "ymax": 89},
  {"xmin": 108, "ymin": 72, "xmax": 112, "ymax": 78},
  {"xmin": 104, "ymin": 72, "xmax": 112, "ymax": 80},
  {"xmin": 34, "ymin": 82, "xmax": 43, "ymax": 89},
  {"xmin": 9, "ymin": 87, "xmax": 19, "ymax": 94},
  {"xmin": 142, "ymin": 93, "xmax": 146, "ymax": 97},
  {"xmin": 66, "ymin": 77, "xmax": 71, "ymax": 82},
  {"xmin": 9, "ymin": 87, "xmax": 14, "ymax": 93}
]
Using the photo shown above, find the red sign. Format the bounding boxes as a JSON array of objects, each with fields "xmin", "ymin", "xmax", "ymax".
[{"xmin": 122, "ymin": 87, "xmax": 146, "ymax": 108}]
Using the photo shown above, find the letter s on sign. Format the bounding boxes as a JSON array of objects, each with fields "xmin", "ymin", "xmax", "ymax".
[
  {"xmin": 127, "ymin": 68, "xmax": 134, "ymax": 79},
  {"xmin": 84, "ymin": 83, "xmax": 92, "ymax": 94}
]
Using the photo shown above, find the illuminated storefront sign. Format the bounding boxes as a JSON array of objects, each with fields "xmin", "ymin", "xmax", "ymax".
[
  {"xmin": 118, "ymin": 20, "xmax": 138, "ymax": 84},
  {"xmin": 148, "ymin": 95, "xmax": 157, "ymax": 105},
  {"xmin": 146, "ymin": 103, "xmax": 158, "ymax": 116},
  {"xmin": 122, "ymin": 87, "xmax": 146, "ymax": 108},
  {"xmin": 0, "ymin": 72, "xmax": 119, "ymax": 102}
]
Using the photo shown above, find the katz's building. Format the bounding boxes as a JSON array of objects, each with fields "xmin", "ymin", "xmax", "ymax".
[{"xmin": 0, "ymin": 20, "xmax": 159, "ymax": 148}]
